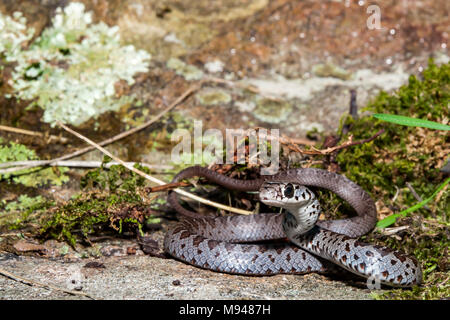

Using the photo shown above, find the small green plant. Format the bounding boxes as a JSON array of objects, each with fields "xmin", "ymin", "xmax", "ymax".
[
  {"xmin": 372, "ymin": 113, "xmax": 450, "ymax": 228},
  {"xmin": 336, "ymin": 60, "xmax": 449, "ymax": 300},
  {"xmin": 337, "ymin": 60, "xmax": 449, "ymax": 216},
  {"xmin": 372, "ymin": 114, "xmax": 450, "ymax": 131},
  {"xmin": 377, "ymin": 172, "xmax": 449, "ymax": 229}
]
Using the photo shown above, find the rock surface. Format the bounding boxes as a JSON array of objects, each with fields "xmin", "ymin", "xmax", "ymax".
[{"xmin": 0, "ymin": 253, "xmax": 378, "ymax": 300}]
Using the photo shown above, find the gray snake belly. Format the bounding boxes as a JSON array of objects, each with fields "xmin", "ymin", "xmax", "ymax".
[{"xmin": 163, "ymin": 166, "xmax": 422, "ymax": 287}]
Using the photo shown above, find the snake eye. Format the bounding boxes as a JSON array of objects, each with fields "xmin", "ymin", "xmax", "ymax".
[{"xmin": 284, "ymin": 183, "xmax": 294, "ymax": 198}]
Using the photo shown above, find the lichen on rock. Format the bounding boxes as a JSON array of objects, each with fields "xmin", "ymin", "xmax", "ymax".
[
  {"xmin": 167, "ymin": 57, "xmax": 203, "ymax": 80},
  {"xmin": 0, "ymin": 141, "xmax": 69, "ymax": 187},
  {"xmin": 195, "ymin": 87, "xmax": 232, "ymax": 105},
  {"xmin": 0, "ymin": 11, "xmax": 34, "ymax": 69},
  {"xmin": 1, "ymin": 2, "xmax": 151, "ymax": 126},
  {"xmin": 252, "ymin": 96, "xmax": 292, "ymax": 124},
  {"xmin": 312, "ymin": 61, "xmax": 353, "ymax": 80}
]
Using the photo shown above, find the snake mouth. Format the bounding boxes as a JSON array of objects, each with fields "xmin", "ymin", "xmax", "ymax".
[
  {"xmin": 259, "ymin": 187, "xmax": 283, "ymax": 206},
  {"xmin": 259, "ymin": 196, "xmax": 280, "ymax": 207}
]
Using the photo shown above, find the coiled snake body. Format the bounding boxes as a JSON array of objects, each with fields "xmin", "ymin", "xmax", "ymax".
[{"xmin": 164, "ymin": 166, "xmax": 422, "ymax": 287}]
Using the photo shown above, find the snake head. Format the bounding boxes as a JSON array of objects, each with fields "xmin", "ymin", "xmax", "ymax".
[{"xmin": 259, "ymin": 181, "xmax": 316, "ymax": 208}]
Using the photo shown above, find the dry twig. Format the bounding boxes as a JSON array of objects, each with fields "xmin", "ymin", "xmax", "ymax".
[
  {"xmin": 1, "ymin": 83, "xmax": 200, "ymax": 175},
  {"xmin": 0, "ymin": 267, "xmax": 95, "ymax": 299},
  {"xmin": 0, "ymin": 125, "xmax": 68, "ymax": 143},
  {"xmin": 145, "ymin": 181, "xmax": 190, "ymax": 193},
  {"xmin": 0, "ymin": 160, "xmax": 172, "ymax": 172},
  {"xmin": 248, "ymin": 127, "xmax": 316, "ymax": 146},
  {"xmin": 285, "ymin": 129, "xmax": 385, "ymax": 155},
  {"xmin": 406, "ymin": 182, "xmax": 432, "ymax": 212},
  {"xmin": 379, "ymin": 225, "xmax": 410, "ymax": 236},
  {"xmin": 57, "ymin": 121, "xmax": 253, "ymax": 216}
]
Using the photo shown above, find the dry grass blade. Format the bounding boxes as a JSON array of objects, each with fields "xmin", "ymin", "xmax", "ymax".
[
  {"xmin": 0, "ymin": 125, "xmax": 69, "ymax": 143},
  {"xmin": 57, "ymin": 121, "xmax": 253, "ymax": 216}
]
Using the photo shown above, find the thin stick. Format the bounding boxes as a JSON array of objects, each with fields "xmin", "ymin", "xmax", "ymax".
[
  {"xmin": 146, "ymin": 181, "xmax": 190, "ymax": 193},
  {"xmin": 379, "ymin": 225, "xmax": 410, "ymax": 236},
  {"xmin": 406, "ymin": 182, "xmax": 431, "ymax": 212},
  {"xmin": 249, "ymin": 127, "xmax": 316, "ymax": 146},
  {"xmin": 0, "ymin": 125, "xmax": 68, "ymax": 143},
  {"xmin": 240, "ymin": 127, "xmax": 379, "ymax": 155},
  {"xmin": 0, "ymin": 160, "xmax": 172, "ymax": 171},
  {"xmin": 0, "ymin": 267, "xmax": 95, "ymax": 299},
  {"xmin": 391, "ymin": 185, "xmax": 400, "ymax": 203},
  {"xmin": 282, "ymin": 135, "xmax": 316, "ymax": 146},
  {"xmin": 2, "ymin": 83, "xmax": 200, "ymax": 175},
  {"xmin": 57, "ymin": 121, "xmax": 253, "ymax": 215},
  {"xmin": 285, "ymin": 129, "xmax": 385, "ymax": 155}
]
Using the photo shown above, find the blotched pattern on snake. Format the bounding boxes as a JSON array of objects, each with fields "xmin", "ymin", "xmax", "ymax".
[{"xmin": 164, "ymin": 166, "xmax": 421, "ymax": 287}]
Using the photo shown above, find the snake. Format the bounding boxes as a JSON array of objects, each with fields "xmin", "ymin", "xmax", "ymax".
[{"xmin": 163, "ymin": 166, "xmax": 422, "ymax": 287}]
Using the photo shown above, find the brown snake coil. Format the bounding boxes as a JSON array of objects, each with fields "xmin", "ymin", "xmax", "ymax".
[{"xmin": 164, "ymin": 166, "xmax": 422, "ymax": 287}]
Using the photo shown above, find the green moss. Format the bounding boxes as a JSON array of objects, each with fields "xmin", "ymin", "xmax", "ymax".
[
  {"xmin": 3, "ymin": 195, "xmax": 46, "ymax": 212},
  {"xmin": 80, "ymin": 159, "xmax": 149, "ymax": 192},
  {"xmin": 0, "ymin": 141, "xmax": 69, "ymax": 187},
  {"xmin": 0, "ymin": 195, "xmax": 53, "ymax": 229},
  {"xmin": 333, "ymin": 60, "xmax": 449, "ymax": 299},
  {"xmin": 39, "ymin": 160, "xmax": 155, "ymax": 246},
  {"xmin": 337, "ymin": 60, "xmax": 449, "ymax": 211},
  {"xmin": 372, "ymin": 283, "xmax": 449, "ymax": 300},
  {"xmin": 41, "ymin": 193, "xmax": 133, "ymax": 246}
]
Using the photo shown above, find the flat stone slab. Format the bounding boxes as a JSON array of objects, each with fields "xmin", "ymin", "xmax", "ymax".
[{"xmin": 0, "ymin": 250, "xmax": 381, "ymax": 300}]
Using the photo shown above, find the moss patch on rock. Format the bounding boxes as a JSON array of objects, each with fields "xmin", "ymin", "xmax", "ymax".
[
  {"xmin": 0, "ymin": 141, "xmax": 69, "ymax": 187},
  {"xmin": 37, "ymin": 159, "xmax": 157, "ymax": 246},
  {"xmin": 0, "ymin": 194, "xmax": 53, "ymax": 231},
  {"xmin": 334, "ymin": 60, "xmax": 449, "ymax": 299},
  {"xmin": 337, "ymin": 60, "xmax": 448, "ymax": 215}
]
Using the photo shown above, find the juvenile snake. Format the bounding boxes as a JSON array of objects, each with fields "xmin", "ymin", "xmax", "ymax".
[{"xmin": 164, "ymin": 166, "xmax": 422, "ymax": 287}]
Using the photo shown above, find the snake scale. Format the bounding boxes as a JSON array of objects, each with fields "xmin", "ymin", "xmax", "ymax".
[{"xmin": 164, "ymin": 166, "xmax": 422, "ymax": 287}]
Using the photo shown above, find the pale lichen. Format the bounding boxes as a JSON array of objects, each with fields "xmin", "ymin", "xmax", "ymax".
[
  {"xmin": 195, "ymin": 88, "xmax": 232, "ymax": 105},
  {"xmin": 1, "ymin": 195, "xmax": 46, "ymax": 213},
  {"xmin": 0, "ymin": 142, "xmax": 69, "ymax": 187},
  {"xmin": 252, "ymin": 96, "xmax": 292, "ymax": 124},
  {"xmin": 204, "ymin": 60, "xmax": 225, "ymax": 73},
  {"xmin": 167, "ymin": 57, "xmax": 203, "ymax": 81},
  {"xmin": 1, "ymin": 2, "xmax": 151, "ymax": 126},
  {"xmin": 0, "ymin": 11, "xmax": 34, "ymax": 70},
  {"xmin": 0, "ymin": 194, "xmax": 51, "ymax": 229},
  {"xmin": 312, "ymin": 61, "xmax": 353, "ymax": 80}
]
